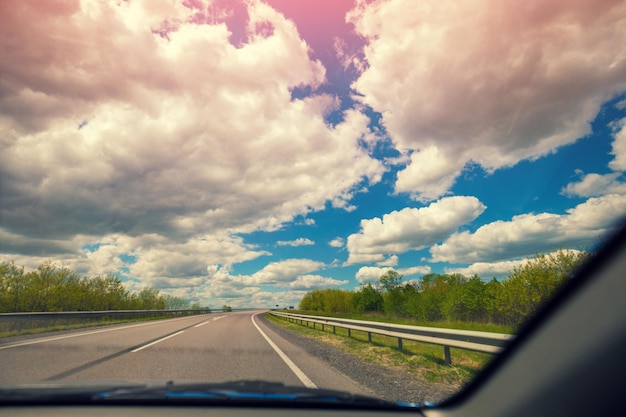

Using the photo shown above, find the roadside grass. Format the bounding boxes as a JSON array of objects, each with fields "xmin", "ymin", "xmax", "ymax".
[
  {"xmin": 287, "ymin": 310, "xmax": 516, "ymax": 334},
  {"xmin": 266, "ymin": 313, "xmax": 494, "ymax": 389}
]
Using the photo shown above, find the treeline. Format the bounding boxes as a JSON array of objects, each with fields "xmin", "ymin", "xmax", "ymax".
[
  {"xmin": 300, "ymin": 250, "xmax": 589, "ymax": 327},
  {"xmin": 0, "ymin": 261, "xmax": 205, "ymax": 313}
]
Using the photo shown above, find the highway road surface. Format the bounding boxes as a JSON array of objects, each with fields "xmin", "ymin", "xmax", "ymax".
[{"xmin": 0, "ymin": 311, "xmax": 372, "ymax": 396}]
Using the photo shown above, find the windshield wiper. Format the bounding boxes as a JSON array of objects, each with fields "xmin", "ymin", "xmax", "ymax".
[
  {"xmin": 96, "ymin": 380, "xmax": 422, "ymax": 408},
  {"xmin": 0, "ymin": 380, "xmax": 423, "ymax": 410}
]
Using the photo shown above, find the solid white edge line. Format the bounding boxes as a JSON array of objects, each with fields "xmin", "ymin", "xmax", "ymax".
[
  {"xmin": 131, "ymin": 330, "xmax": 185, "ymax": 352},
  {"xmin": 251, "ymin": 313, "xmax": 317, "ymax": 389},
  {"xmin": 0, "ymin": 316, "xmax": 197, "ymax": 350}
]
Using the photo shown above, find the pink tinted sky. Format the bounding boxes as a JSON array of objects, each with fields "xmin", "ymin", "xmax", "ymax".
[
  {"xmin": 198, "ymin": 0, "xmax": 364, "ymax": 91},
  {"xmin": 264, "ymin": 0, "xmax": 364, "ymax": 87}
]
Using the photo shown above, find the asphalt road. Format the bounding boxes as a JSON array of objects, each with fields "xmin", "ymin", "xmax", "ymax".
[{"xmin": 0, "ymin": 311, "xmax": 373, "ymax": 396}]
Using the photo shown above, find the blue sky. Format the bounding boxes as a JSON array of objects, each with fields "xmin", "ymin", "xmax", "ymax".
[{"xmin": 1, "ymin": 0, "xmax": 626, "ymax": 308}]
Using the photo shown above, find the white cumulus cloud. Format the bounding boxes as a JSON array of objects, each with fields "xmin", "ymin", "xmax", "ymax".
[
  {"xmin": 561, "ymin": 173, "xmax": 626, "ymax": 197},
  {"xmin": 346, "ymin": 196, "xmax": 486, "ymax": 265},
  {"xmin": 250, "ymin": 258, "xmax": 325, "ymax": 285},
  {"xmin": 349, "ymin": 0, "xmax": 626, "ymax": 200},
  {"xmin": 445, "ymin": 260, "xmax": 527, "ymax": 280},
  {"xmin": 355, "ymin": 265, "xmax": 431, "ymax": 284},
  {"xmin": 329, "ymin": 237, "xmax": 345, "ymax": 248},
  {"xmin": 289, "ymin": 275, "xmax": 349, "ymax": 290},
  {"xmin": 430, "ymin": 194, "xmax": 626, "ymax": 263}
]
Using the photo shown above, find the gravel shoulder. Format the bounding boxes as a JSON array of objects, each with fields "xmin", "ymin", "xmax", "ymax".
[{"xmin": 259, "ymin": 313, "xmax": 458, "ymax": 404}]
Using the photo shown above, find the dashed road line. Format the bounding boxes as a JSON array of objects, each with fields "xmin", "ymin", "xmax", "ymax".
[{"xmin": 131, "ymin": 330, "xmax": 185, "ymax": 352}]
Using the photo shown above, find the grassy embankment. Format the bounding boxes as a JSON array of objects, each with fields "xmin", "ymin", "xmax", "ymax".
[{"xmin": 266, "ymin": 311, "xmax": 514, "ymax": 389}]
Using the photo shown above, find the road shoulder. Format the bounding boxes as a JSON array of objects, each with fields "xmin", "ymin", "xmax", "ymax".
[{"xmin": 258, "ymin": 313, "xmax": 456, "ymax": 404}]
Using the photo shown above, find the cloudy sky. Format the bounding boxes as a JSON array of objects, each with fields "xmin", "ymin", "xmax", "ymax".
[{"xmin": 2, "ymin": 0, "xmax": 626, "ymax": 309}]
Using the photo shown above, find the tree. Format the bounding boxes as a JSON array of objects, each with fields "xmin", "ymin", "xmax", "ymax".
[
  {"xmin": 299, "ymin": 289, "xmax": 325, "ymax": 311},
  {"xmin": 438, "ymin": 274, "xmax": 467, "ymax": 321},
  {"xmin": 163, "ymin": 294, "xmax": 190, "ymax": 310},
  {"xmin": 324, "ymin": 289, "xmax": 354, "ymax": 313},
  {"xmin": 401, "ymin": 283, "xmax": 425, "ymax": 320},
  {"xmin": 497, "ymin": 249, "xmax": 589, "ymax": 325},
  {"xmin": 379, "ymin": 270, "xmax": 403, "ymax": 292},
  {"xmin": 352, "ymin": 284, "xmax": 383, "ymax": 312},
  {"xmin": 299, "ymin": 289, "xmax": 353, "ymax": 313},
  {"xmin": 418, "ymin": 274, "xmax": 448, "ymax": 321},
  {"xmin": 137, "ymin": 287, "xmax": 164, "ymax": 310},
  {"xmin": 454, "ymin": 275, "xmax": 487, "ymax": 322},
  {"xmin": 378, "ymin": 270, "xmax": 404, "ymax": 315},
  {"xmin": 0, "ymin": 262, "xmax": 27, "ymax": 312}
]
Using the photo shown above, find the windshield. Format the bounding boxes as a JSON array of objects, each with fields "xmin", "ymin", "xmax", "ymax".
[{"xmin": 1, "ymin": 0, "xmax": 625, "ymax": 408}]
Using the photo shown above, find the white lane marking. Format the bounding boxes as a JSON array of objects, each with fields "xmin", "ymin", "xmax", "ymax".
[
  {"xmin": 193, "ymin": 315, "xmax": 226, "ymax": 327},
  {"xmin": 251, "ymin": 313, "xmax": 317, "ymax": 389},
  {"xmin": 131, "ymin": 330, "xmax": 185, "ymax": 352},
  {"xmin": 0, "ymin": 316, "xmax": 198, "ymax": 350}
]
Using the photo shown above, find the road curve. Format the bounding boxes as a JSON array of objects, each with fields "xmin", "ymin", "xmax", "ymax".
[{"xmin": 0, "ymin": 311, "xmax": 373, "ymax": 396}]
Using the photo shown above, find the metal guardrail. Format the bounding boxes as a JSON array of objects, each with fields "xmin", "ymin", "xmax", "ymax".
[
  {"xmin": 0, "ymin": 309, "xmax": 212, "ymax": 334},
  {"xmin": 0, "ymin": 309, "xmax": 207, "ymax": 321},
  {"xmin": 270, "ymin": 311, "xmax": 515, "ymax": 365}
]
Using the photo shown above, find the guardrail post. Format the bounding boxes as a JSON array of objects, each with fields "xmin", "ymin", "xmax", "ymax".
[
  {"xmin": 333, "ymin": 325, "xmax": 336, "ymax": 334},
  {"xmin": 398, "ymin": 338, "xmax": 403, "ymax": 350},
  {"xmin": 322, "ymin": 323, "xmax": 325, "ymax": 332},
  {"xmin": 444, "ymin": 346, "xmax": 452, "ymax": 365},
  {"xmin": 368, "ymin": 332, "xmax": 372, "ymax": 342},
  {"xmin": 348, "ymin": 328, "xmax": 351, "ymax": 337}
]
